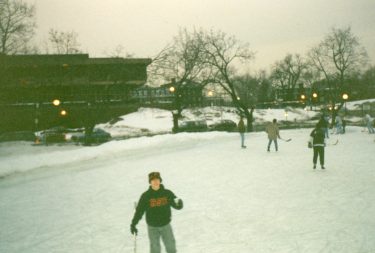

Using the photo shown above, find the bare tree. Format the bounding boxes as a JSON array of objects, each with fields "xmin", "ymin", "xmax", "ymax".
[
  {"xmin": 0, "ymin": 0, "xmax": 35, "ymax": 54},
  {"xmin": 48, "ymin": 29, "xmax": 81, "ymax": 54},
  {"xmin": 104, "ymin": 44, "xmax": 133, "ymax": 58},
  {"xmin": 148, "ymin": 28, "xmax": 209, "ymax": 131},
  {"xmin": 270, "ymin": 53, "xmax": 307, "ymax": 101},
  {"xmin": 234, "ymin": 74, "xmax": 259, "ymax": 107},
  {"xmin": 308, "ymin": 27, "xmax": 368, "ymax": 125},
  {"xmin": 200, "ymin": 29, "xmax": 255, "ymax": 131}
]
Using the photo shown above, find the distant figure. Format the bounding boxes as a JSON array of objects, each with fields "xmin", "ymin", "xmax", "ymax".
[
  {"xmin": 131, "ymin": 172, "xmax": 183, "ymax": 253},
  {"xmin": 342, "ymin": 118, "xmax": 347, "ymax": 134},
  {"xmin": 324, "ymin": 115, "xmax": 330, "ymax": 138},
  {"xmin": 335, "ymin": 115, "xmax": 343, "ymax": 134},
  {"xmin": 265, "ymin": 119, "xmax": 280, "ymax": 152},
  {"xmin": 364, "ymin": 114, "xmax": 374, "ymax": 134},
  {"xmin": 310, "ymin": 122, "xmax": 326, "ymax": 169},
  {"xmin": 238, "ymin": 116, "xmax": 246, "ymax": 148},
  {"xmin": 318, "ymin": 114, "xmax": 329, "ymax": 138}
]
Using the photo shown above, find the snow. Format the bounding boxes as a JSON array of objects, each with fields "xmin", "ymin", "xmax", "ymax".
[
  {"xmin": 1, "ymin": 127, "xmax": 375, "ymax": 253},
  {"xmin": 345, "ymin": 98, "xmax": 375, "ymax": 110},
  {"xmin": 96, "ymin": 107, "xmax": 319, "ymax": 137}
]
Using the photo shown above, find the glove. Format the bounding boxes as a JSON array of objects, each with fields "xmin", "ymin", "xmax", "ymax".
[
  {"xmin": 175, "ymin": 198, "xmax": 183, "ymax": 208},
  {"xmin": 130, "ymin": 224, "xmax": 138, "ymax": 235}
]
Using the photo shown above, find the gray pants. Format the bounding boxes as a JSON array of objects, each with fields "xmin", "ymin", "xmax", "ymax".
[
  {"xmin": 147, "ymin": 224, "xmax": 176, "ymax": 253},
  {"xmin": 267, "ymin": 139, "xmax": 278, "ymax": 151},
  {"xmin": 240, "ymin": 132, "xmax": 245, "ymax": 147}
]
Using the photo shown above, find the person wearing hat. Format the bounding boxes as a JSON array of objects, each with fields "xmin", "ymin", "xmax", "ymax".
[
  {"xmin": 130, "ymin": 172, "xmax": 183, "ymax": 253},
  {"xmin": 309, "ymin": 122, "xmax": 326, "ymax": 169}
]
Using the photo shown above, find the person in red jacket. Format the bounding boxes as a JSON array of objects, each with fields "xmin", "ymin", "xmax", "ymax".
[{"xmin": 131, "ymin": 172, "xmax": 183, "ymax": 253}]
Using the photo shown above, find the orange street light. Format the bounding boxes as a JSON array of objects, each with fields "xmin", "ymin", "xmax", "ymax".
[
  {"xmin": 52, "ymin": 99, "xmax": 61, "ymax": 106},
  {"xmin": 60, "ymin": 110, "xmax": 67, "ymax": 116}
]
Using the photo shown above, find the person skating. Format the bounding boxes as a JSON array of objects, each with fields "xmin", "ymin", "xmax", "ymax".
[
  {"xmin": 319, "ymin": 114, "xmax": 329, "ymax": 138},
  {"xmin": 309, "ymin": 122, "xmax": 326, "ymax": 169},
  {"xmin": 364, "ymin": 114, "xmax": 375, "ymax": 134},
  {"xmin": 335, "ymin": 115, "xmax": 343, "ymax": 134},
  {"xmin": 265, "ymin": 119, "xmax": 281, "ymax": 152},
  {"xmin": 238, "ymin": 116, "xmax": 246, "ymax": 148},
  {"xmin": 342, "ymin": 118, "xmax": 347, "ymax": 134},
  {"xmin": 130, "ymin": 172, "xmax": 183, "ymax": 253}
]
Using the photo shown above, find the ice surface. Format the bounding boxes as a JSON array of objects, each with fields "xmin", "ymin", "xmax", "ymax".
[{"xmin": 1, "ymin": 127, "xmax": 375, "ymax": 252}]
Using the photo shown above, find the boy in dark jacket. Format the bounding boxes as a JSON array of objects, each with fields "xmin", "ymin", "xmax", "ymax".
[
  {"xmin": 131, "ymin": 172, "xmax": 183, "ymax": 253},
  {"xmin": 310, "ymin": 122, "xmax": 326, "ymax": 169}
]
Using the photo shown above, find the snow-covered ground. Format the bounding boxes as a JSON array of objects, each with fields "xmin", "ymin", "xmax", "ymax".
[
  {"xmin": 345, "ymin": 98, "xmax": 375, "ymax": 110},
  {"xmin": 1, "ymin": 127, "xmax": 375, "ymax": 253},
  {"xmin": 96, "ymin": 107, "xmax": 320, "ymax": 138}
]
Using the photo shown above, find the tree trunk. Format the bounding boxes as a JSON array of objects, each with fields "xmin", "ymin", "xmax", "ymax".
[
  {"xmin": 245, "ymin": 107, "xmax": 254, "ymax": 132},
  {"xmin": 172, "ymin": 112, "xmax": 180, "ymax": 133}
]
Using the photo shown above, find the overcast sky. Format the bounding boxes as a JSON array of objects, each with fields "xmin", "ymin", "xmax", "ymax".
[{"xmin": 27, "ymin": 0, "xmax": 375, "ymax": 71}]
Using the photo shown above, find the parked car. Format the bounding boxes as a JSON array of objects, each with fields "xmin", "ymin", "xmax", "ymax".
[
  {"xmin": 178, "ymin": 120, "xmax": 208, "ymax": 132},
  {"xmin": 209, "ymin": 120, "xmax": 237, "ymax": 132},
  {"xmin": 36, "ymin": 127, "xmax": 66, "ymax": 144},
  {"xmin": 71, "ymin": 128, "xmax": 111, "ymax": 144}
]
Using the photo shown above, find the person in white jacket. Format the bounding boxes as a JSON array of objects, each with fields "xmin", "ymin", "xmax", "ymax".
[{"xmin": 364, "ymin": 114, "xmax": 374, "ymax": 134}]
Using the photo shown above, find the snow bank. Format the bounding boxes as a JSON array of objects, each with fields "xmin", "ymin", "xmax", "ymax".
[
  {"xmin": 345, "ymin": 98, "xmax": 375, "ymax": 110},
  {"xmin": 0, "ymin": 132, "xmax": 233, "ymax": 178},
  {"xmin": 98, "ymin": 107, "xmax": 320, "ymax": 137}
]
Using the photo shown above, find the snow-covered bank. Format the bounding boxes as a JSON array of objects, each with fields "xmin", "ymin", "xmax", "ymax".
[
  {"xmin": 0, "ymin": 132, "xmax": 234, "ymax": 178},
  {"xmin": 1, "ymin": 127, "xmax": 375, "ymax": 253},
  {"xmin": 97, "ymin": 107, "xmax": 320, "ymax": 138},
  {"xmin": 345, "ymin": 98, "xmax": 375, "ymax": 110}
]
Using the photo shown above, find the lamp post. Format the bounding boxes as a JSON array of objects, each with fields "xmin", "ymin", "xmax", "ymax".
[
  {"xmin": 342, "ymin": 93, "xmax": 349, "ymax": 112},
  {"xmin": 300, "ymin": 94, "xmax": 306, "ymax": 109},
  {"xmin": 60, "ymin": 110, "xmax": 67, "ymax": 116},
  {"xmin": 312, "ymin": 92, "xmax": 318, "ymax": 111},
  {"xmin": 34, "ymin": 102, "xmax": 40, "ymax": 132},
  {"xmin": 207, "ymin": 90, "xmax": 214, "ymax": 106},
  {"xmin": 52, "ymin": 99, "xmax": 61, "ymax": 106}
]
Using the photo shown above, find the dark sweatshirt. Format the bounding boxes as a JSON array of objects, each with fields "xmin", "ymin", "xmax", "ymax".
[
  {"xmin": 131, "ymin": 184, "xmax": 183, "ymax": 227},
  {"xmin": 310, "ymin": 127, "xmax": 325, "ymax": 146}
]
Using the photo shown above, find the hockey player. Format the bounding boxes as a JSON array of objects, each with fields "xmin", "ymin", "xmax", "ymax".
[
  {"xmin": 130, "ymin": 172, "xmax": 183, "ymax": 253},
  {"xmin": 309, "ymin": 122, "xmax": 326, "ymax": 169},
  {"xmin": 265, "ymin": 119, "xmax": 281, "ymax": 152}
]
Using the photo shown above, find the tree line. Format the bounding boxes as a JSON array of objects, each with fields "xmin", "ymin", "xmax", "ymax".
[{"xmin": 1, "ymin": 0, "xmax": 374, "ymax": 131}]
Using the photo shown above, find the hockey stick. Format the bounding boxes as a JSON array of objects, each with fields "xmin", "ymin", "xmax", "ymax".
[
  {"xmin": 327, "ymin": 139, "xmax": 339, "ymax": 146},
  {"xmin": 280, "ymin": 137, "xmax": 292, "ymax": 142}
]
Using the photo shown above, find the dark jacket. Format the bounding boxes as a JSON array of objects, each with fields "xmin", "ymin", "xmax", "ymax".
[
  {"xmin": 238, "ymin": 119, "xmax": 246, "ymax": 133},
  {"xmin": 318, "ymin": 117, "xmax": 328, "ymax": 128},
  {"xmin": 131, "ymin": 184, "xmax": 183, "ymax": 227},
  {"xmin": 310, "ymin": 127, "xmax": 325, "ymax": 146}
]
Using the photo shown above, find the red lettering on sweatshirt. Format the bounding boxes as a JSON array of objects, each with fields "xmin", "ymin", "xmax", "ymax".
[{"xmin": 149, "ymin": 197, "xmax": 168, "ymax": 207}]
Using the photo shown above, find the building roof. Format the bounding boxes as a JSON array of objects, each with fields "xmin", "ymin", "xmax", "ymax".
[{"xmin": 0, "ymin": 54, "xmax": 152, "ymax": 67}]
